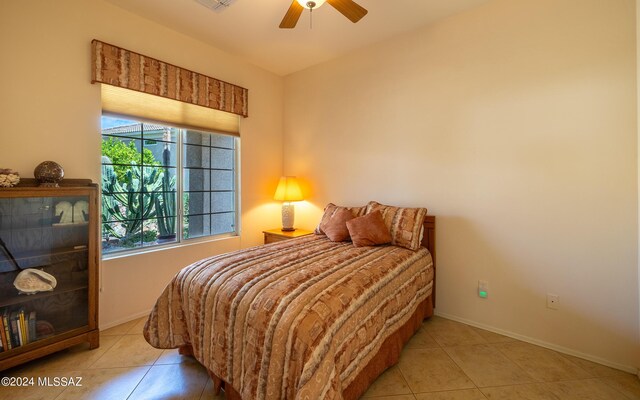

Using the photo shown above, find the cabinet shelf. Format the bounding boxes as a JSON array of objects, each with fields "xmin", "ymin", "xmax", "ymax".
[
  {"xmin": 52, "ymin": 222, "xmax": 89, "ymax": 227},
  {"xmin": 0, "ymin": 281, "xmax": 89, "ymax": 308},
  {"xmin": 6, "ymin": 246, "xmax": 88, "ymax": 263},
  {"xmin": 0, "ymin": 247, "xmax": 87, "ymax": 273}
]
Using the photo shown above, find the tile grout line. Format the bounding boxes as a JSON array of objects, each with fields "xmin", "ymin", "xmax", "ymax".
[
  {"xmin": 53, "ymin": 383, "xmax": 70, "ymax": 400},
  {"xmin": 86, "ymin": 334, "xmax": 127, "ymax": 369},
  {"xmin": 197, "ymin": 377, "xmax": 210, "ymax": 400},
  {"xmin": 488, "ymin": 341, "xmax": 546, "ymax": 384},
  {"xmin": 125, "ymin": 366, "xmax": 155, "ymax": 400},
  {"xmin": 396, "ymin": 326, "xmax": 445, "ymax": 396},
  {"xmin": 439, "ymin": 346, "xmax": 480, "ymax": 392},
  {"xmin": 402, "ymin": 328, "xmax": 484, "ymax": 396},
  {"xmin": 51, "ymin": 333, "xmax": 142, "ymax": 400},
  {"xmin": 436, "ymin": 337, "xmax": 486, "ymax": 391},
  {"xmin": 500, "ymin": 341, "xmax": 593, "ymax": 377},
  {"xmin": 393, "ymin": 361, "xmax": 416, "ymax": 397},
  {"xmin": 477, "ymin": 378, "xmax": 634, "ymax": 400},
  {"xmin": 125, "ymin": 328, "xmax": 165, "ymax": 400},
  {"xmin": 487, "ymin": 340, "xmax": 631, "ymax": 393},
  {"xmin": 597, "ymin": 377, "xmax": 638, "ymax": 400}
]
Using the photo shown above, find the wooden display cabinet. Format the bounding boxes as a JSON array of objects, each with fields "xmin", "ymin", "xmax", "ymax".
[{"xmin": 0, "ymin": 179, "xmax": 99, "ymax": 371}]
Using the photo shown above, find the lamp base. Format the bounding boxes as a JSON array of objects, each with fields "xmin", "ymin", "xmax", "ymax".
[{"xmin": 281, "ymin": 202, "xmax": 295, "ymax": 232}]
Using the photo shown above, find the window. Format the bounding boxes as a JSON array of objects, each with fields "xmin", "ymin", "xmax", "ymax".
[{"xmin": 101, "ymin": 115, "xmax": 238, "ymax": 256}]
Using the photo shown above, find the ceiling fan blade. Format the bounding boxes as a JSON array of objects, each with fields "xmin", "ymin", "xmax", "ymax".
[
  {"xmin": 280, "ymin": 0, "xmax": 304, "ymax": 29},
  {"xmin": 326, "ymin": 0, "xmax": 368, "ymax": 23}
]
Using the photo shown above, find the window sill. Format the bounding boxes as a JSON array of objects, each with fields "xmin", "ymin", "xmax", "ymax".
[{"xmin": 100, "ymin": 233, "xmax": 240, "ymax": 261}]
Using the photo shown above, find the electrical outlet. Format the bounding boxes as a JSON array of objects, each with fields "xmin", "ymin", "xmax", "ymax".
[
  {"xmin": 547, "ymin": 294, "xmax": 559, "ymax": 310},
  {"xmin": 478, "ymin": 280, "xmax": 489, "ymax": 298}
]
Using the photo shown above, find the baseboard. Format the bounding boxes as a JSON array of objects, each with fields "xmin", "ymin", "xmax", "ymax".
[
  {"xmin": 99, "ymin": 309, "xmax": 152, "ymax": 331},
  {"xmin": 434, "ymin": 310, "xmax": 638, "ymax": 375},
  {"xmin": 100, "ymin": 308, "xmax": 638, "ymax": 375}
]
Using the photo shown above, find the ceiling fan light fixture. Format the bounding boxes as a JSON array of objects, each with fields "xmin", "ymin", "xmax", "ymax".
[
  {"xmin": 280, "ymin": 0, "xmax": 367, "ymax": 29},
  {"xmin": 296, "ymin": 0, "xmax": 326, "ymax": 9}
]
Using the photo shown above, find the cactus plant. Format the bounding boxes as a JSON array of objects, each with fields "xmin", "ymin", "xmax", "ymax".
[
  {"xmin": 155, "ymin": 173, "xmax": 176, "ymax": 238},
  {"xmin": 155, "ymin": 141, "xmax": 176, "ymax": 238},
  {"xmin": 101, "ymin": 156, "xmax": 162, "ymax": 240}
]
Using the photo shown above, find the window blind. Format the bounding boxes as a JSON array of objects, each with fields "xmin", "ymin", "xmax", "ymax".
[{"xmin": 101, "ymin": 85, "xmax": 240, "ymax": 136}]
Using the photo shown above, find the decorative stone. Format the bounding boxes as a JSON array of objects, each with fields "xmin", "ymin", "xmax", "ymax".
[{"xmin": 34, "ymin": 161, "xmax": 64, "ymax": 187}]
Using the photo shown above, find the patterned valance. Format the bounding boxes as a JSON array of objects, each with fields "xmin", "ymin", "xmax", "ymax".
[{"xmin": 91, "ymin": 40, "xmax": 248, "ymax": 117}]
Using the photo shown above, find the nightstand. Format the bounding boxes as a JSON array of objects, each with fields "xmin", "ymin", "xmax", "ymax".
[{"xmin": 263, "ymin": 228, "xmax": 314, "ymax": 244}]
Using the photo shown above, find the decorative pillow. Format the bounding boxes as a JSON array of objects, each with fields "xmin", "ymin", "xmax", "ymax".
[
  {"xmin": 315, "ymin": 203, "xmax": 367, "ymax": 235},
  {"xmin": 346, "ymin": 211, "xmax": 392, "ymax": 247},
  {"xmin": 320, "ymin": 208, "xmax": 356, "ymax": 242},
  {"xmin": 366, "ymin": 201, "xmax": 428, "ymax": 251}
]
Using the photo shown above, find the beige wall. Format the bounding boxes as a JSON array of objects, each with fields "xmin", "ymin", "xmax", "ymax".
[
  {"xmin": 637, "ymin": 0, "xmax": 640, "ymax": 376},
  {"xmin": 285, "ymin": 0, "xmax": 639, "ymax": 370},
  {"xmin": 638, "ymin": 0, "xmax": 640, "ymax": 375},
  {"xmin": 0, "ymin": 0, "xmax": 283, "ymax": 327}
]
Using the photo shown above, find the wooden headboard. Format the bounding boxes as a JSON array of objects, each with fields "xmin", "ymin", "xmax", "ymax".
[
  {"xmin": 421, "ymin": 215, "xmax": 436, "ymax": 307},
  {"xmin": 421, "ymin": 215, "xmax": 436, "ymax": 261}
]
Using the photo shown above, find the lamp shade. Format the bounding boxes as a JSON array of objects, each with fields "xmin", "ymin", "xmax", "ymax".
[{"xmin": 274, "ymin": 176, "xmax": 304, "ymax": 202}]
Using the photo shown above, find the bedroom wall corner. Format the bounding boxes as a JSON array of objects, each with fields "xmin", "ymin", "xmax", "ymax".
[{"xmin": 284, "ymin": 0, "xmax": 640, "ymax": 371}]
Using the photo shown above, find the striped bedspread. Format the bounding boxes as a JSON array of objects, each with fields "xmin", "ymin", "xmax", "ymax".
[{"xmin": 144, "ymin": 235, "xmax": 433, "ymax": 400}]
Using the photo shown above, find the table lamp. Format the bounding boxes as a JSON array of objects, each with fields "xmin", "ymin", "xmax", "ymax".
[{"xmin": 273, "ymin": 176, "xmax": 303, "ymax": 231}]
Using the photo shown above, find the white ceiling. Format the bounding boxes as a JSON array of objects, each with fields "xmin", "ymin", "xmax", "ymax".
[{"xmin": 104, "ymin": 0, "xmax": 488, "ymax": 76}]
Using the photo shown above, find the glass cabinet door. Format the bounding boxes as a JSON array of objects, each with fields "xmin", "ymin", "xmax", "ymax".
[{"xmin": 0, "ymin": 194, "xmax": 90, "ymax": 349}]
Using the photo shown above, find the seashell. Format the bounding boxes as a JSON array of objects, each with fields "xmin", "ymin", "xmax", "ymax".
[
  {"xmin": 13, "ymin": 269, "xmax": 57, "ymax": 295},
  {"xmin": 0, "ymin": 168, "xmax": 20, "ymax": 188}
]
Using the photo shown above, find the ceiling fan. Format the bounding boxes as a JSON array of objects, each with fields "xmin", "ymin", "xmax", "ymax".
[{"xmin": 280, "ymin": 0, "xmax": 368, "ymax": 29}]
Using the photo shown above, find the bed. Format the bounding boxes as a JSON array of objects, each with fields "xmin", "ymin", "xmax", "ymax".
[{"xmin": 144, "ymin": 209, "xmax": 435, "ymax": 400}]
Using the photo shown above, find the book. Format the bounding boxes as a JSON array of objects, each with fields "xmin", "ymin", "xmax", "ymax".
[
  {"xmin": 9, "ymin": 311, "xmax": 19, "ymax": 347},
  {"xmin": 19, "ymin": 309, "xmax": 27, "ymax": 345},
  {"xmin": 28, "ymin": 311, "xmax": 36, "ymax": 344},
  {"xmin": 0, "ymin": 312, "xmax": 8, "ymax": 351},
  {"xmin": 15, "ymin": 311, "xmax": 23, "ymax": 347},
  {"xmin": 16, "ymin": 311, "xmax": 22, "ymax": 346},
  {"xmin": 2, "ymin": 310, "xmax": 11, "ymax": 350}
]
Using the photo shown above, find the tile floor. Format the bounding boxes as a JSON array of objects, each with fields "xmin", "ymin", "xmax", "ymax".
[{"xmin": 1, "ymin": 315, "xmax": 639, "ymax": 399}]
